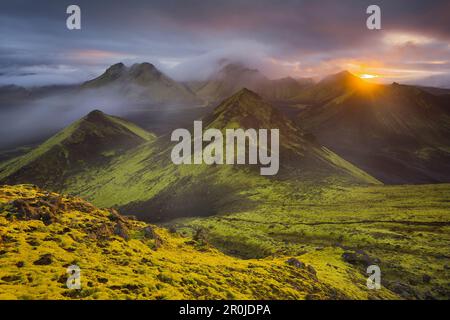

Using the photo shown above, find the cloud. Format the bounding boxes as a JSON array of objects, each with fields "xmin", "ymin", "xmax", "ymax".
[
  {"xmin": 0, "ymin": 0, "xmax": 449, "ymax": 86},
  {"xmin": 0, "ymin": 85, "xmax": 148, "ymax": 148}
]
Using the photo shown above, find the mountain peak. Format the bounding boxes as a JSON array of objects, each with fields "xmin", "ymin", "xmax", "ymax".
[
  {"xmin": 196, "ymin": 63, "xmax": 268, "ymax": 102},
  {"xmin": 219, "ymin": 63, "xmax": 262, "ymax": 76},
  {"xmin": 337, "ymin": 70, "xmax": 353, "ymax": 77},
  {"xmin": 82, "ymin": 63, "xmax": 201, "ymax": 105},
  {"xmin": 130, "ymin": 62, "xmax": 157, "ymax": 72},
  {"xmin": 129, "ymin": 62, "xmax": 163, "ymax": 80},
  {"xmin": 235, "ymin": 87, "xmax": 260, "ymax": 98},
  {"xmin": 85, "ymin": 109, "xmax": 106, "ymax": 122},
  {"xmin": 85, "ymin": 62, "xmax": 164, "ymax": 85},
  {"xmin": 0, "ymin": 112, "xmax": 154, "ymax": 188},
  {"xmin": 82, "ymin": 63, "xmax": 127, "ymax": 87},
  {"xmin": 136, "ymin": 62, "xmax": 154, "ymax": 68},
  {"xmin": 105, "ymin": 62, "xmax": 126, "ymax": 75},
  {"xmin": 321, "ymin": 70, "xmax": 360, "ymax": 84},
  {"xmin": 224, "ymin": 88, "xmax": 265, "ymax": 108},
  {"xmin": 205, "ymin": 88, "xmax": 294, "ymax": 132}
]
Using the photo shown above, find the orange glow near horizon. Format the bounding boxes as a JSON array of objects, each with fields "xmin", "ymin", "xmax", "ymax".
[{"xmin": 359, "ymin": 73, "xmax": 379, "ymax": 79}]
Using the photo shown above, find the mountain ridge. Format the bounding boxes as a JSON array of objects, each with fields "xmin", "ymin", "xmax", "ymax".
[
  {"xmin": 41, "ymin": 89, "xmax": 379, "ymax": 221},
  {"xmin": 0, "ymin": 110, "xmax": 155, "ymax": 190},
  {"xmin": 297, "ymin": 80, "xmax": 450, "ymax": 183},
  {"xmin": 82, "ymin": 62, "xmax": 202, "ymax": 107},
  {"xmin": 195, "ymin": 63, "xmax": 313, "ymax": 103}
]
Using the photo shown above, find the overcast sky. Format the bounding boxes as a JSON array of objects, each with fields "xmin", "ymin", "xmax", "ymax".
[{"xmin": 1, "ymin": 0, "xmax": 449, "ymax": 87}]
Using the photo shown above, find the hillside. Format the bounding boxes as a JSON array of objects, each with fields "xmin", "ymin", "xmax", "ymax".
[
  {"xmin": 0, "ymin": 90, "xmax": 378, "ymax": 223},
  {"xmin": 171, "ymin": 182, "xmax": 450, "ymax": 299},
  {"xmin": 296, "ymin": 76, "xmax": 450, "ymax": 184},
  {"xmin": 41, "ymin": 89, "xmax": 379, "ymax": 222},
  {"xmin": 83, "ymin": 62, "xmax": 202, "ymax": 107},
  {"xmin": 293, "ymin": 71, "xmax": 364, "ymax": 104},
  {"xmin": 0, "ymin": 110, "xmax": 155, "ymax": 190},
  {"xmin": 202, "ymin": 88, "xmax": 379, "ymax": 183},
  {"xmin": 0, "ymin": 184, "xmax": 397, "ymax": 300}
]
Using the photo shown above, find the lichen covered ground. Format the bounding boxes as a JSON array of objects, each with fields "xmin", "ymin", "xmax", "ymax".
[{"xmin": 0, "ymin": 184, "xmax": 397, "ymax": 300}]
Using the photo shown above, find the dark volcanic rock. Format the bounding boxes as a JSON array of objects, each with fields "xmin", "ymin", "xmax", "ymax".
[
  {"xmin": 342, "ymin": 250, "xmax": 380, "ymax": 267},
  {"xmin": 388, "ymin": 281, "xmax": 417, "ymax": 298},
  {"xmin": 33, "ymin": 253, "xmax": 53, "ymax": 265},
  {"xmin": 286, "ymin": 258, "xmax": 305, "ymax": 269},
  {"xmin": 114, "ymin": 222, "xmax": 130, "ymax": 240},
  {"xmin": 422, "ymin": 274, "xmax": 432, "ymax": 283}
]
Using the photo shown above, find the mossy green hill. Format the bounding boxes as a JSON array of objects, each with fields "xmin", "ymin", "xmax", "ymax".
[
  {"xmin": 70, "ymin": 90, "xmax": 378, "ymax": 220},
  {"xmin": 0, "ymin": 110, "xmax": 155, "ymax": 190},
  {"xmin": 0, "ymin": 89, "xmax": 379, "ymax": 222}
]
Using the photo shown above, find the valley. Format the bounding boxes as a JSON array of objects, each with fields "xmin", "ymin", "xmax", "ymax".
[{"xmin": 169, "ymin": 183, "xmax": 450, "ymax": 299}]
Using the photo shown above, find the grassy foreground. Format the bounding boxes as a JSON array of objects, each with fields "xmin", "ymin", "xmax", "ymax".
[
  {"xmin": 170, "ymin": 183, "xmax": 450, "ymax": 299},
  {"xmin": 0, "ymin": 184, "xmax": 397, "ymax": 300}
]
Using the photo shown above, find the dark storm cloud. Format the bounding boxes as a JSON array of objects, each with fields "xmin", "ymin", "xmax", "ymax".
[{"xmin": 0, "ymin": 0, "xmax": 449, "ymax": 85}]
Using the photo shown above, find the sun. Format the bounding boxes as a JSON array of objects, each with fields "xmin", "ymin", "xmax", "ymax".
[{"xmin": 359, "ymin": 73, "xmax": 379, "ymax": 79}]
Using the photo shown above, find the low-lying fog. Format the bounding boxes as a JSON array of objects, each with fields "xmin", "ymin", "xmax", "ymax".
[{"xmin": 0, "ymin": 85, "xmax": 205, "ymax": 150}]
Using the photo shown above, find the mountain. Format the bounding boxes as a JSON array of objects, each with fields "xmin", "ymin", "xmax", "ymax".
[
  {"xmin": 0, "ymin": 184, "xmax": 398, "ymax": 299},
  {"xmin": 297, "ymin": 74, "xmax": 450, "ymax": 183},
  {"xmin": 266, "ymin": 76, "xmax": 314, "ymax": 101},
  {"xmin": 293, "ymin": 71, "xmax": 366, "ymax": 104},
  {"xmin": 195, "ymin": 63, "xmax": 268, "ymax": 103},
  {"xmin": 0, "ymin": 110, "xmax": 155, "ymax": 190},
  {"xmin": 195, "ymin": 63, "xmax": 312, "ymax": 103},
  {"xmin": 202, "ymin": 88, "xmax": 379, "ymax": 182},
  {"xmin": 29, "ymin": 89, "xmax": 378, "ymax": 222},
  {"xmin": 0, "ymin": 89, "xmax": 379, "ymax": 222},
  {"xmin": 83, "ymin": 62, "xmax": 202, "ymax": 107}
]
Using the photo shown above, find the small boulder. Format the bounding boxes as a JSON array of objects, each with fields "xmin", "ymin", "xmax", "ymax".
[
  {"xmin": 97, "ymin": 277, "xmax": 109, "ymax": 284},
  {"xmin": 143, "ymin": 226, "xmax": 157, "ymax": 239},
  {"xmin": 108, "ymin": 208, "xmax": 127, "ymax": 224},
  {"xmin": 33, "ymin": 254, "xmax": 53, "ymax": 266},
  {"xmin": 143, "ymin": 226, "xmax": 163, "ymax": 250},
  {"xmin": 114, "ymin": 222, "xmax": 130, "ymax": 240},
  {"xmin": 342, "ymin": 250, "xmax": 380, "ymax": 267},
  {"xmin": 286, "ymin": 258, "xmax": 305, "ymax": 269},
  {"xmin": 422, "ymin": 274, "xmax": 432, "ymax": 284},
  {"xmin": 389, "ymin": 281, "xmax": 416, "ymax": 298},
  {"xmin": 1, "ymin": 275, "xmax": 22, "ymax": 282}
]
